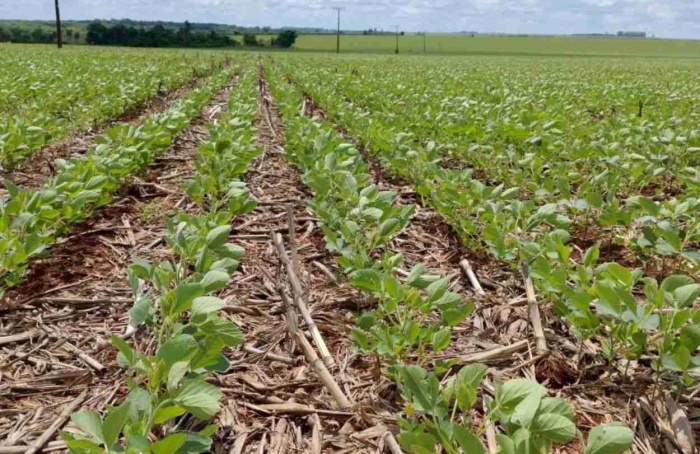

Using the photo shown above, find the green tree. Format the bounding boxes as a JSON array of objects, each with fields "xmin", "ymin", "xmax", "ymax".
[
  {"xmin": 243, "ymin": 33, "xmax": 258, "ymax": 46},
  {"xmin": 275, "ymin": 29, "xmax": 298, "ymax": 48}
]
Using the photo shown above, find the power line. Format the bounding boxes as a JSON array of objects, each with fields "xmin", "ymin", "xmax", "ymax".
[{"xmin": 332, "ymin": 6, "xmax": 344, "ymax": 54}]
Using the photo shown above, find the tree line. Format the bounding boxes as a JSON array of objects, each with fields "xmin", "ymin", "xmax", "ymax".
[
  {"xmin": 0, "ymin": 22, "xmax": 298, "ymax": 49},
  {"xmin": 0, "ymin": 26, "xmax": 81, "ymax": 43}
]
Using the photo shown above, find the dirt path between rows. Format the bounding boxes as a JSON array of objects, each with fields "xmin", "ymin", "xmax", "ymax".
[
  {"xmin": 209, "ymin": 64, "xmax": 405, "ymax": 454},
  {"xmin": 0, "ymin": 76, "xmax": 236, "ymax": 452}
]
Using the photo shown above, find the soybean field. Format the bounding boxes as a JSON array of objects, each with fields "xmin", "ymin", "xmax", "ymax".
[{"xmin": 2, "ymin": 44, "xmax": 700, "ymax": 454}]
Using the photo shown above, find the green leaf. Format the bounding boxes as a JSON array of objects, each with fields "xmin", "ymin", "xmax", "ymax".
[
  {"xmin": 661, "ymin": 275, "xmax": 693, "ymax": 292},
  {"xmin": 71, "ymin": 411, "xmax": 104, "ymax": 445},
  {"xmin": 111, "ymin": 335, "xmax": 135, "ymax": 367},
  {"xmin": 157, "ymin": 335, "xmax": 197, "ymax": 368},
  {"xmin": 102, "ymin": 402, "xmax": 131, "ymax": 449},
  {"xmin": 397, "ymin": 429, "xmax": 438, "ymax": 454},
  {"xmin": 538, "ymin": 397, "xmax": 575, "ymax": 421},
  {"xmin": 398, "ymin": 365, "xmax": 442, "ymax": 416},
  {"xmin": 153, "ymin": 406, "xmax": 186, "ymax": 425},
  {"xmin": 61, "ymin": 433, "xmax": 104, "ymax": 454},
  {"xmin": 205, "ymin": 225, "xmax": 231, "ymax": 249},
  {"xmin": 192, "ymin": 297, "xmax": 226, "ymax": 317},
  {"xmin": 511, "ymin": 391, "xmax": 543, "ymax": 429},
  {"xmin": 453, "ymin": 426, "xmax": 485, "ymax": 454},
  {"xmin": 431, "ymin": 327, "xmax": 451, "ymax": 351},
  {"xmin": 584, "ymin": 423, "xmax": 634, "ymax": 454},
  {"xmin": 173, "ymin": 283, "xmax": 205, "ymax": 316},
  {"xmin": 426, "ymin": 278, "xmax": 449, "ymax": 301},
  {"xmin": 532, "ymin": 413, "xmax": 577, "ymax": 443},
  {"xmin": 126, "ymin": 433, "xmax": 151, "ymax": 453},
  {"xmin": 174, "ymin": 379, "xmax": 223, "ymax": 420},
  {"xmin": 179, "ymin": 433, "xmax": 213, "ymax": 454},
  {"xmin": 680, "ymin": 324, "xmax": 700, "ymax": 351},
  {"xmin": 495, "ymin": 434, "xmax": 516, "ymax": 454},
  {"xmin": 167, "ymin": 361, "xmax": 191, "ymax": 392},
  {"xmin": 674, "ymin": 284, "xmax": 700, "ymax": 308},
  {"xmin": 199, "ymin": 270, "xmax": 230, "ymax": 293},
  {"xmin": 496, "ymin": 379, "xmax": 545, "ymax": 411},
  {"xmin": 349, "ymin": 269, "xmax": 382, "ymax": 293},
  {"xmin": 379, "ymin": 218, "xmax": 400, "ymax": 236},
  {"xmin": 583, "ymin": 244, "xmax": 600, "ymax": 267},
  {"xmin": 151, "ymin": 433, "xmax": 187, "ymax": 454}
]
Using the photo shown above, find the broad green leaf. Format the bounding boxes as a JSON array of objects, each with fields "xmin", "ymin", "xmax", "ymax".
[
  {"xmin": 398, "ymin": 365, "xmax": 442, "ymax": 416},
  {"xmin": 511, "ymin": 391, "xmax": 543, "ymax": 429},
  {"xmin": 349, "ymin": 269, "xmax": 382, "ymax": 293},
  {"xmin": 71, "ymin": 411, "xmax": 104, "ymax": 445},
  {"xmin": 157, "ymin": 335, "xmax": 197, "ymax": 368},
  {"xmin": 431, "ymin": 327, "xmax": 451, "ymax": 351},
  {"xmin": 453, "ymin": 426, "xmax": 485, "ymax": 454},
  {"xmin": 151, "ymin": 433, "xmax": 187, "ymax": 454},
  {"xmin": 102, "ymin": 402, "xmax": 131, "ymax": 449},
  {"xmin": 496, "ymin": 379, "xmax": 545, "ymax": 411},
  {"xmin": 532, "ymin": 413, "xmax": 577, "ymax": 443},
  {"xmin": 538, "ymin": 397, "xmax": 575, "ymax": 421},
  {"xmin": 174, "ymin": 379, "xmax": 223, "ymax": 420},
  {"xmin": 173, "ymin": 283, "xmax": 205, "ymax": 316},
  {"xmin": 674, "ymin": 284, "xmax": 700, "ymax": 308},
  {"xmin": 205, "ymin": 225, "xmax": 231, "ymax": 249},
  {"xmin": 167, "ymin": 361, "xmax": 191, "ymax": 392},
  {"xmin": 153, "ymin": 406, "xmax": 187, "ymax": 425},
  {"xmin": 111, "ymin": 335, "xmax": 135, "ymax": 367},
  {"xmin": 199, "ymin": 270, "xmax": 230, "ymax": 293},
  {"xmin": 192, "ymin": 297, "xmax": 226, "ymax": 317},
  {"xmin": 661, "ymin": 275, "xmax": 693, "ymax": 292},
  {"xmin": 584, "ymin": 423, "xmax": 634, "ymax": 454}
]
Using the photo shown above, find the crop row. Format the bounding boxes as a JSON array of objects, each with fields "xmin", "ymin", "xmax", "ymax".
[
  {"xmin": 0, "ymin": 64, "xmax": 237, "ymax": 295},
  {"xmin": 277, "ymin": 56, "xmax": 700, "ymax": 277},
  {"xmin": 273, "ymin": 56, "xmax": 700, "ymax": 424},
  {"xmin": 0, "ymin": 46, "xmax": 228, "ymax": 169},
  {"xmin": 61, "ymin": 66, "xmax": 261, "ymax": 454},
  {"xmin": 265, "ymin": 64, "xmax": 633, "ymax": 454}
]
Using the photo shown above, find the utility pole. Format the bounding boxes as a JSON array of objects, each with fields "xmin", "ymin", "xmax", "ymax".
[
  {"xmin": 332, "ymin": 7, "xmax": 344, "ymax": 54},
  {"xmin": 54, "ymin": 0, "xmax": 63, "ymax": 48},
  {"xmin": 394, "ymin": 25, "xmax": 399, "ymax": 54},
  {"xmin": 423, "ymin": 32, "xmax": 426, "ymax": 53}
]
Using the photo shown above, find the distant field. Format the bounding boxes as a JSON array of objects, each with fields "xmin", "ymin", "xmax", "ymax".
[{"xmin": 294, "ymin": 34, "xmax": 700, "ymax": 58}]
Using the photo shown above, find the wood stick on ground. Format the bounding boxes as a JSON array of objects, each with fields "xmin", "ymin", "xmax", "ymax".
[
  {"xmin": 310, "ymin": 413, "xmax": 322, "ymax": 454},
  {"xmin": 384, "ymin": 432, "xmax": 404, "ymax": 454},
  {"xmin": 0, "ymin": 442, "xmax": 65, "ymax": 454},
  {"xmin": 460, "ymin": 259, "xmax": 486, "ymax": 297},
  {"xmin": 271, "ymin": 231, "xmax": 335, "ymax": 369},
  {"xmin": 40, "ymin": 326, "xmax": 105, "ymax": 371},
  {"xmin": 521, "ymin": 264, "xmax": 548, "ymax": 354},
  {"xmin": 286, "ymin": 205, "xmax": 301, "ymax": 282},
  {"xmin": 293, "ymin": 330, "xmax": 352, "ymax": 409},
  {"xmin": 23, "ymin": 389, "xmax": 88, "ymax": 454},
  {"xmin": 243, "ymin": 344, "xmax": 296, "ymax": 365},
  {"xmin": 444, "ymin": 339, "xmax": 529, "ymax": 364},
  {"xmin": 482, "ymin": 382, "xmax": 499, "ymax": 454},
  {"xmin": 0, "ymin": 330, "xmax": 38, "ymax": 346}
]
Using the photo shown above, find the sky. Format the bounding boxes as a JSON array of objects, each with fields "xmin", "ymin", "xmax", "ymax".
[{"xmin": 1, "ymin": 0, "xmax": 700, "ymax": 39}]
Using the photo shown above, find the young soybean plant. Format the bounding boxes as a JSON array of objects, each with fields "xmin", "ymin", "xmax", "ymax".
[
  {"xmin": 61, "ymin": 218, "xmax": 243, "ymax": 454},
  {"xmin": 396, "ymin": 365, "xmax": 634, "ymax": 454}
]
